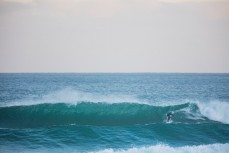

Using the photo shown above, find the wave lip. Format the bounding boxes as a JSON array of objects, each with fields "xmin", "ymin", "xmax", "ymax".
[
  {"xmin": 1, "ymin": 88, "xmax": 144, "ymax": 107},
  {"xmin": 0, "ymin": 102, "xmax": 211, "ymax": 128}
]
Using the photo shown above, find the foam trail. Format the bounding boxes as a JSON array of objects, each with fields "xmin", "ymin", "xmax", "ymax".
[
  {"xmin": 94, "ymin": 143, "xmax": 229, "ymax": 153},
  {"xmin": 197, "ymin": 101, "xmax": 229, "ymax": 124}
]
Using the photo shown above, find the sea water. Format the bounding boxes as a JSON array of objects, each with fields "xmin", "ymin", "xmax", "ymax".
[{"xmin": 0, "ymin": 73, "xmax": 229, "ymax": 153}]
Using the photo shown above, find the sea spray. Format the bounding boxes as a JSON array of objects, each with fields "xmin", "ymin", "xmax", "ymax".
[{"xmin": 197, "ymin": 101, "xmax": 229, "ymax": 124}]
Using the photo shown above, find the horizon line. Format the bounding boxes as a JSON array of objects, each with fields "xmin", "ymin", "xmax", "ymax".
[{"xmin": 0, "ymin": 71, "xmax": 229, "ymax": 74}]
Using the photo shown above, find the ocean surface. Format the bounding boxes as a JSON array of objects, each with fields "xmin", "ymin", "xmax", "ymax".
[{"xmin": 0, "ymin": 73, "xmax": 229, "ymax": 153}]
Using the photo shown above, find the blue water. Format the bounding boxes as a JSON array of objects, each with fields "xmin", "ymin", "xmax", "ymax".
[{"xmin": 0, "ymin": 73, "xmax": 229, "ymax": 153}]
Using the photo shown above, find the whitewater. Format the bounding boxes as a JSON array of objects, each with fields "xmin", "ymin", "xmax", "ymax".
[{"xmin": 0, "ymin": 73, "xmax": 229, "ymax": 153}]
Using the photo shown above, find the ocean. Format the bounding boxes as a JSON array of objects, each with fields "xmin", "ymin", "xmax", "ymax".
[{"xmin": 0, "ymin": 73, "xmax": 229, "ymax": 153}]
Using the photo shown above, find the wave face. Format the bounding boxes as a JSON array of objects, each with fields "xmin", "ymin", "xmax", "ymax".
[{"xmin": 0, "ymin": 102, "xmax": 210, "ymax": 128}]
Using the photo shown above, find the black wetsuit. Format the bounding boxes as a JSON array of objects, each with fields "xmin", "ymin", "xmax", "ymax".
[{"xmin": 167, "ymin": 112, "xmax": 173, "ymax": 122}]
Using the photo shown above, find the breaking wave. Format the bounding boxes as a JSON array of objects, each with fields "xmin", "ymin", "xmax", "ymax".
[{"xmin": 0, "ymin": 102, "xmax": 214, "ymax": 128}]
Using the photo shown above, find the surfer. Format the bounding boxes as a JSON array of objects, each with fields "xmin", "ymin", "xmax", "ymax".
[{"xmin": 166, "ymin": 112, "xmax": 173, "ymax": 122}]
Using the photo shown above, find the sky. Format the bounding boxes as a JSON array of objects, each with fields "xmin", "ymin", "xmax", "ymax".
[{"xmin": 0, "ymin": 0, "xmax": 229, "ymax": 73}]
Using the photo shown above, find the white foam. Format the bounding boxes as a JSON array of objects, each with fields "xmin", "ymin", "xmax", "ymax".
[
  {"xmin": 197, "ymin": 100, "xmax": 229, "ymax": 124},
  {"xmin": 92, "ymin": 143, "xmax": 229, "ymax": 153}
]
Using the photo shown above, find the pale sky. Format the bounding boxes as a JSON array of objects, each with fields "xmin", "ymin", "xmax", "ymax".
[{"xmin": 0, "ymin": 0, "xmax": 229, "ymax": 72}]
